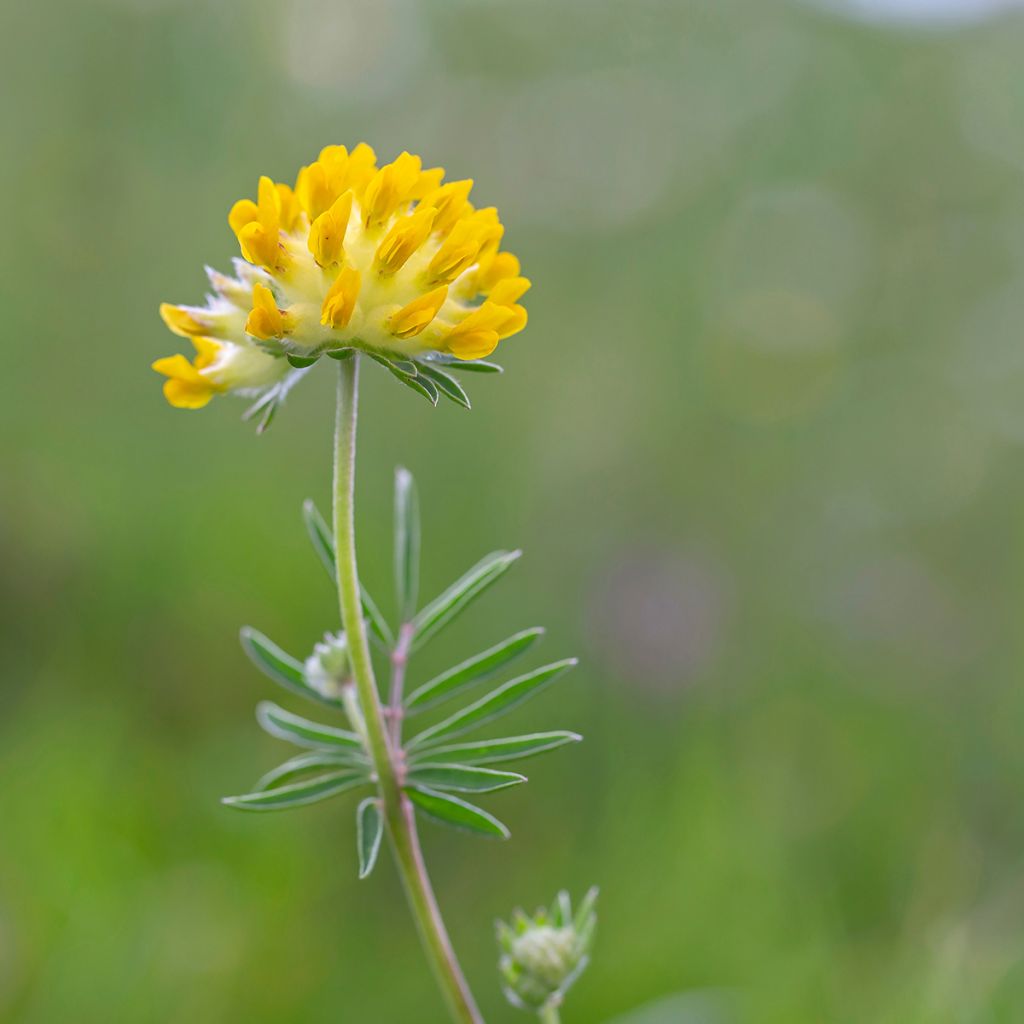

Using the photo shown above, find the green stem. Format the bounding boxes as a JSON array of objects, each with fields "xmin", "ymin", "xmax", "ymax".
[
  {"xmin": 332, "ymin": 355, "xmax": 484, "ymax": 1024},
  {"xmin": 539, "ymin": 1005, "xmax": 562, "ymax": 1024}
]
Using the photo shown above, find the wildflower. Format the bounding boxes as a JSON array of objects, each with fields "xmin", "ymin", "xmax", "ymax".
[{"xmin": 155, "ymin": 145, "xmax": 529, "ymax": 411}]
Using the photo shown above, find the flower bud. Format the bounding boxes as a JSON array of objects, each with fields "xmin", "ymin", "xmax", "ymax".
[
  {"xmin": 497, "ymin": 888, "xmax": 597, "ymax": 1014},
  {"xmin": 303, "ymin": 631, "xmax": 350, "ymax": 698}
]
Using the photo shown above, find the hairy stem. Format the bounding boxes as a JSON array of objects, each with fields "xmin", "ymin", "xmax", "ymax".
[
  {"xmin": 332, "ymin": 356, "xmax": 484, "ymax": 1024},
  {"xmin": 539, "ymin": 1005, "xmax": 562, "ymax": 1024}
]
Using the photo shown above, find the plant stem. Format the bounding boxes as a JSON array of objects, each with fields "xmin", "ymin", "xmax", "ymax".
[
  {"xmin": 332, "ymin": 356, "xmax": 484, "ymax": 1024},
  {"xmin": 539, "ymin": 1004, "xmax": 562, "ymax": 1024}
]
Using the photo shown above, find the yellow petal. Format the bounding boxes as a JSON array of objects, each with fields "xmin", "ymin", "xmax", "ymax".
[
  {"xmin": 152, "ymin": 353, "xmax": 203, "ymax": 382},
  {"xmin": 238, "ymin": 222, "xmax": 282, "ymax": 271},
  {"xmin": 159, "ymin": 303, "xmax": 208, "ymax": 337},
  {"xmin": 388, "ymin": 285, "xmax": 448, "ymax": 339},
  {"xmin": 308, "ymin": 191, "xmax": 353, "ymax": 268},
  {"xmin": 256, "ymin": 175, "xmax": 281, "ymax": 236},
  {"xmin": 476, "ymin": 251, "xmax": 522, "ymax": 294},
  {"xmin": 191, "ymin": 336, "xmax": 223, "ymax": 368},
  {"xmin": 321, "ymin": 265, "xmax": 361, "ymax": 329},
  {"xmin": 489, "ymin": 276, "xmax": 531, "ymax": 305},
  {"xmin": 447, "ymin": 299, "xmax": 526, "ymax": 349},
  {"xmin": 421, "ymin": 179, "xmax": 474, "ymax": 237},
  {"xmin": 276, "ymin": 182, "xmax": 301, "ymax": 232},
  {"xmin": 228, "ymin": 199, "xmax": 259, "ymax": 236},
  {"xmin": 163, "ymin": 377, "xmax": 217, "ymax": 409},
  {"xmin": 375, "ymin": 206, "xmax": 436, "ymax": 276},
  {"xmin": 409, "ymin": 166, "xmax": 445, "ymax": 200},
  {"xmin": 446, "ymin": 329, "xmax": 499, "ymax": 360},
  {"xmin": 494, "ymin": 303, "xmax": 527, "ymax": 339},
  {"xmin": 362, "ymin": 151, "xmax": 422, "ymax": 226},
  {"xmin": 346, "ymin": 143, "xmax": 378, "ymax": 195},
  {"xmin": 296, "ymin": 162, "xmax": 331, "ymax": 220},
  {"xmin": 245, "ymin": 283, "xmax": 289, "ymax": 340},
  {"xmin": 426, "ymin": 219, "xmax": 489, "ymax": 285},
  {"xmin": 318, "ymin": 143, "xmax": 349, "ymax": 166}
]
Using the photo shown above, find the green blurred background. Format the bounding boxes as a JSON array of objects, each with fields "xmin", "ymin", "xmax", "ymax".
[{"xmin": 5, "ymin": 0, "xmax": 1024, "ymax": 1020}]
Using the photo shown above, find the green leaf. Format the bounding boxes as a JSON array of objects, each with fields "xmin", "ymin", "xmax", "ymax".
[
  {"xmin": 287, "ymin": 354, "xmax": 319, "ymax": 368},
  {"xmin": 553, "ymin": 890, "xmax": 573, "ymax": 927},
  {"xmin": 367, "ymin": 351, "xmax": 417, "ymax": 375},
  {"xmin": 326, "ymin": 348, "xmax": 355, "ymax": 360},
  {"xmin": 416, "ymin": 364, "xmax": 471, "ymax": 409},
  {"xmin": 426, "ymin": 354, "xmax": 504, "ymax": 374},
  {"xmin": 240, "ymin": 627, "xmax": 342, "ymax": 710},
  {"xmin": 574, "ymin": 885, "xmax": 599, "ymax": 934},
  {"xmin": 407, "ymin": 660, "xmax": 577, "ymax": 749},
  {"xmin": 256, "ymin": 700, "xmax": 363, "ymax": 751},
  {"xmin": 356, "ymin": 798, "xmax": 384, "ymax": 878},
  {"xmin": 302, "ymin": 498, "xmax": 335, "ymax": 576},
  {"xmin": 255, "ymin": 751, "xmax": 368, "ymax": 791},
  {"xmin": 407, "ymin": 763, "xmax": 526, "ymax": 793},
  {"xmin": 393, "ymin": 369, "xmax": 439, "ymax": 405},
  {"xmin": 302, "ymin": 499, "xmax": 395, "ymax": 648},
  {"xmin": 406, "ymin": 785, "xmax": 510, "ymax": 838},
  {"xmin": 242, "ymin": 389, "xmax": 281, "ymax": 433},
  {"xmin": 222, "ymin": 770, "xmax": 365, "ymax": 812},
  {"xmin": 407, "ymin": 731, "xmax": 582, "ymax": 766},
  {"xmin": 406, "ymin": 628, "xmax": 545, "ymax": 713},
  {"xmin": 394, "ymin": 467, "xmax": 420, "ymax": 623},
  {"xmin": 411, "ymin": 550, "xmax": 521, "ymax": 650},
  {"xmin": 369, "ymin": 353, "xmax": 439, "ymax": 406}
]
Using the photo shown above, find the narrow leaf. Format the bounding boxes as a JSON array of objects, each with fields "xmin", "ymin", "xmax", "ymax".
[
  {"xmin": 360, "ymin": 585, "xmax": 395, "ymax": 649},
  {"xmin": 356, "ymin": 798, "xmax": 384, "ymax": 878},
  {"xmin": 255, "ymin": 751, "xmax": 368, "ymax": 791},
  {"xmin": 256, "ymin": 700, "xmax": 363, "ymax": 751},
  {"xmin": 394, "ymin": 467, "xmax": 420, "ymax": 623},
  {"xmin": 448, "ymin": 360, "xmax": 502, "ymax": 374},
  {"xmin": 407, "ymin": 731, "xmax": 582, "ymax": 766},
  {"xmin": 302, "ymin": 498, "xmax": 335, "ymax": 576},
  {"xmin": 240, "ymin": 627, "xmax": 342, "ymax": 710},
  {"xmin": 411, "ymin": 550, "xmax": 521, "ymax": 650},
  {"xmin": 302, "ymin": 499, "xmax": 395, "ymax": 648},
  {"xmin": 370, "ymin": 353, "xmax": 439, "ymax": 405},
  {"xmin": 554, "ymin": 890, "xmax": 573, "ymax": 927},
  {"xmin": 367, "ymin": 351, "xmax": 417, "ymax": 376},
  {"xmin": 257, "ymin": 396, "xmax": 280, "ymax": 433},
  {"xmin": 406, "ymin": 785, "xmax": 510, "ymax": 838},
  {"xmin": 287, "ymin": 354, "xmax": 319, "ymax": 368},
  {"xmin": 223, "ymin": 770, "xmax": 365, "ymax": 812},
  {"xmin": 574, "ymin": 886, "xmax": 599, "ymax": 933},
  {"xmin": 407, "ymin": 763, "xmax": 526, "ymax": 793},
  {"xmin": 416, "ymin": 364, "xmax": 471, "ymax": 409},
  {"xmin": 326, "ymin": 348, "xmax": 355, "ymax": 360},
  {"xmin": 406, "ymin": 628, "xmax": 545, "ymax": 712},
  {"xmin": 408, "ymin": 660, "xmax": 577, "ymax": 749},
  {"xmin": 426, "ymin": 354, "xmax": 504, "ymax": 374},
  {"xmin": 393, "ymin": 368, "xmax": 438, "ymax": 405}
]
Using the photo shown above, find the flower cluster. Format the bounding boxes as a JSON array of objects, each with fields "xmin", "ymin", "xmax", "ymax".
[{"xmin": 154, "ymin": 144, "xmax": 530, "ymax": 409}]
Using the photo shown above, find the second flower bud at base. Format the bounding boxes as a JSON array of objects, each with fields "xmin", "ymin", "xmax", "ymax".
[
  {"xmin": 497, "ymin": 888, "xmax": 598, "ymax": 1016},
  {"xmin": 304, "ymin": 631, "xmax": 351, "ymax": 699}
]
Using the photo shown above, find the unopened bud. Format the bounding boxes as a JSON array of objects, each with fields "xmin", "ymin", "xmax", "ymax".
[
  {"xmin": 304, "ymin": 631, "xmax": 350, "ymax": 698},
  {"xmin": 497, "ymin": 888, "xmax": 597, "ymax": 1014}
]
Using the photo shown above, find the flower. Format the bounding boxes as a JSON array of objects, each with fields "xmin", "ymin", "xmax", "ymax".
[
  {"xmin": 497, "ymin": 889, "xmax": 597, "ymax": 1014},
  {"xmin": 155, "ymin": 144, "xmax": 529, "ymax": 411}
]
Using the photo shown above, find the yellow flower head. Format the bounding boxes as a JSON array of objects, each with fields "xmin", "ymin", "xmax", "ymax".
[{"xmin": 155, "ymin": 145, "xmax": 529, "ymax": 417}]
